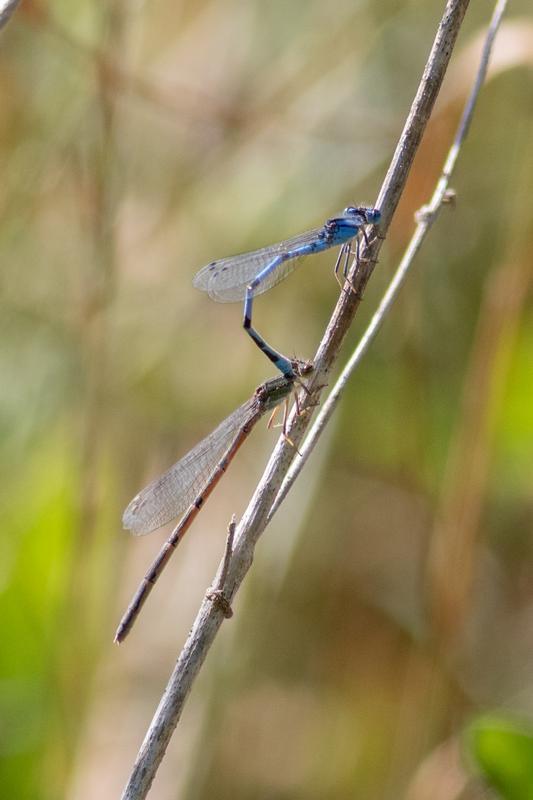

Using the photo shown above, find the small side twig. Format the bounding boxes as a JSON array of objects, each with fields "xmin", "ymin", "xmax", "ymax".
[
  {"xmin": 120, "ymin": 3, "xmax": 471, "ymax": 798},
  {"xmin": 205, "ymin": 515, "xmax": 236, "ymax": 619},
  {"xmin": 269, "ymin": 0, "xmax": 508, "ymax": 518}
]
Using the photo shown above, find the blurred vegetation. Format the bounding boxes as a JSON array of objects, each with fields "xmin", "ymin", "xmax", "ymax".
[{"xmin": 1, "ymin": 1, "xmax": 532, "ymax": 799}]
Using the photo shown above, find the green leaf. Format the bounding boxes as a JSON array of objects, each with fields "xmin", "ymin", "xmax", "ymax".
[{"xmin": 467, "ymin": 716, "xmax": 533, "ymax": 800}]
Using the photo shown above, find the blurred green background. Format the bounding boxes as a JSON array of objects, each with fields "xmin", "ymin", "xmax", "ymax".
[{"xmin": 1, "ymin": 1, "xmax": 532, "ymax": 798}]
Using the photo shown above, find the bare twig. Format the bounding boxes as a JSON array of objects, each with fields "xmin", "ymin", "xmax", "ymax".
[
  {"xmin": 120, "ymin": 2, "xmax": 471, "ymax": 798},
  {"xmin": 0, "ymin": 0, "xmax": 21, "ymax": 32},
  {"xmin": 119, "ymin": 0, "xmax": 468, "ymax": 800},
  {"xmin": 270, "ymin": 0, "xmax": 508, "ymax": 518}
]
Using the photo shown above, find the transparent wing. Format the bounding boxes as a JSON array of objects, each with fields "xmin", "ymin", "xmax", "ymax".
[
  {"xmin": 193, "ymin": 226, "xmax": 327, "ymax": 302},
  {"xmin": 123, "ymin": 398, "xmax": 255, "ymax": 535}
]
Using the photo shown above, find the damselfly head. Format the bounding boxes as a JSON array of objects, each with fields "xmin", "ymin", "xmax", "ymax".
[{"xmin": 343, "ymin": 206, "xmax": 381, "ymax": 225}]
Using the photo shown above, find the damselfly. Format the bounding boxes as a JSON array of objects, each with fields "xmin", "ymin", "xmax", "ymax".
[
  {"xmin": 115, "ymin": 372, "xmax": 308, "ymax": 643},
  {"xmin": 194, "ymin": 205, "xmax": 381, "ymax": 378}
]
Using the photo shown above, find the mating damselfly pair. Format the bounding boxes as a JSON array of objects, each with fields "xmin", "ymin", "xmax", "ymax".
[{"xmin": 116, "ymin": 205, "xmax": 381, "ymax": 642}]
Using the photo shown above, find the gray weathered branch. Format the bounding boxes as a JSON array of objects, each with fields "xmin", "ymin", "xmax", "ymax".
[{"xmin": 120, "ymin": 2, "xmax": 472, "ymax": 797}]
